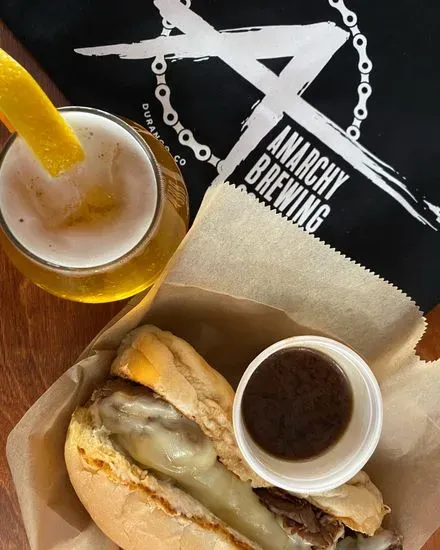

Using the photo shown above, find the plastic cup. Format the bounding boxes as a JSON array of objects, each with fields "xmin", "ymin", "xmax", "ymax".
[{"xmin": 232, "ymin": 335, "xmax": 383, "ymax": 494}]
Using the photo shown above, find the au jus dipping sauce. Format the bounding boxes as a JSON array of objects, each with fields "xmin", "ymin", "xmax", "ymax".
[{"xmin": 242, "ymin": 347, "xmax": 353, "ymax": 460}]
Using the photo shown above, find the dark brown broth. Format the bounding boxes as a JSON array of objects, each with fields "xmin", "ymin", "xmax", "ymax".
[{"xmin": 242, "ymin": 347, "xmax": 353, "ymax": 460}]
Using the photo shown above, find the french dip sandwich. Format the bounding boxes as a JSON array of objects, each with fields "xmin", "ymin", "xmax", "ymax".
[{"xmin": 65, "ymin": 325, "xmax": 402, "ymax": 550}]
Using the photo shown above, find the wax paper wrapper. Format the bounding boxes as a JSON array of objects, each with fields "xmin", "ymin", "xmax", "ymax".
[{"xmin": 7, "ymin": 183, "xmax": 439, "ymax": 550}]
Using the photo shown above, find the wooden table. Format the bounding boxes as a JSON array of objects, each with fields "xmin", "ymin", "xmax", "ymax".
[{"xmin": 1, "ymin": 21, "xmax": 439, "ymax": 550}]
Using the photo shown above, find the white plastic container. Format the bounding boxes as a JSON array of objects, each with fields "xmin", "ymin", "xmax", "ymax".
[{"xmin": 233, "ymin": 336, "xmax": 383, "ymax": 494}]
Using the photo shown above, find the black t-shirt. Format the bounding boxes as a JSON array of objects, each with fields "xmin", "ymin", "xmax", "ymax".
[{"xmin": 3, "ymin": 0, "xmax": 440, "ymax": 311}]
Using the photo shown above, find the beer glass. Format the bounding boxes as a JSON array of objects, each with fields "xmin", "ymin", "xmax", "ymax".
[{"xmin": 0, "ymin": 107, "xmax": 189, "ymax": 303}]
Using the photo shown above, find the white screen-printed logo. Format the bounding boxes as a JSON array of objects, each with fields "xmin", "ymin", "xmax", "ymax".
[{"xmin": 77, "ymin": 0, "xmax": 440, "ymax": 229}]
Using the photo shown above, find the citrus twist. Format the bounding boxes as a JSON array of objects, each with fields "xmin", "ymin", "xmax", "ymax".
[{"xmin": 0, "ymin": 49, "xmax": 84, "ymax": 176}]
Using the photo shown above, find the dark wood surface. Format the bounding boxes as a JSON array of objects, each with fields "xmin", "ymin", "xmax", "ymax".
[{"xmin": 1, "ymin": 20, "xmax": 439, "ymax": 550}]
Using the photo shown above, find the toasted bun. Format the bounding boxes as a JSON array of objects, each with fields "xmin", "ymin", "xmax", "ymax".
[
  {"xmin": 67, "ymin": 324, "xmax": 388, "ymax": 546},
  {"xmin": 65, "ymin": 407, "xmax": 258, "ymax": 550},
  {"xmin": 110, "ymin": 324, "xmax": 262, "ymax": 485},
  {"xmin": 110, "ymin": 325, "xmax": 389, "ymax": 535},
  {"xmin": 305, "ymin": 471, "xmax": 389, "ymax": 536}
]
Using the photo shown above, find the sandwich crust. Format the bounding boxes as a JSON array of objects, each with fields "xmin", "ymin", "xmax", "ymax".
[
  {"xmin": 66, "ymin": 324, "xmax": 389, "ymax": 549},
  {"xmin": 306, "ymin": 471, "xmax": 390, "ymax": 536},
  {"xmin": 110, "ymin": 324, "xmax": 262, "ymax": 485},
  {"xmin": 110, "ymin": 325, "xmax": 388, "ymax": 535},
  {"xmin": 65, "ymin": 407, "xmax": 258, "ymax": 550}
]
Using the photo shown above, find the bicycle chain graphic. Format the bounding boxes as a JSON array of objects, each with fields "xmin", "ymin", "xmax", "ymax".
[{"xmin": 151, "ymin": 0, "xmax": 372, "ymax": 166}]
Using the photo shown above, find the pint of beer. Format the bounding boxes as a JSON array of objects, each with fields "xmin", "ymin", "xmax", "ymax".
[{"xmin": 0, "ymin": 107, "xmax": 189, "ymax": 302}]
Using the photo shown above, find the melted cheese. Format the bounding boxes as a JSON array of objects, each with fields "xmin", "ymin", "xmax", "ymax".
[
  {"xmin": 336, "ymin": 531, "xmax": 400, "ymax": 550},
  {"xmin": 95, "ymin": 389, "xmax": 302, "ymax": 550}
]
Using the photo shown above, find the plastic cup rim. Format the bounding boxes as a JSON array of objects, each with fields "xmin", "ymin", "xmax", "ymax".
[{"xmin": 232, "ymin": 335, "xmax": 383, "ymax": 494}]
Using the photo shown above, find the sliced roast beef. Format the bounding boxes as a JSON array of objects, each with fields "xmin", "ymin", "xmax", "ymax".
[
  {"xmin": 254, "ymin": 487, "xmax": 344, "ymax": 549},
  {"xmin": 255, "ymin": 488, "xmax": 403, "ymax": 550}
]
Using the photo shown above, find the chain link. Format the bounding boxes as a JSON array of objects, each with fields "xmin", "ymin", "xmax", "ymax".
[
  {"xmin": 154, "ymin": 0, "xmax": 218, "ymax": 162},
  {"xmin": 330, "ymin": 0, "xmax": 373, "ymax": 141},
  {"xmin": 153, "ymin": 0, "xmax": 372, "ymax": 163}
]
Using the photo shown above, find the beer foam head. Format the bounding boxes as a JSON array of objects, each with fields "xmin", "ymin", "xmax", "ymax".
[{"xmin": 0, "ymin": 110, "xmax": 158, "ymax": 268}]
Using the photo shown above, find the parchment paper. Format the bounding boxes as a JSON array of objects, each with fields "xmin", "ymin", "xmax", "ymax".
[{"xmin": 6, "ymin": 183, "xmax": 440, "ymax": 550}]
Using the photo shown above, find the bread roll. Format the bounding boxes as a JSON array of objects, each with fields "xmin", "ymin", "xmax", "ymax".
[
  {"xmin": 111, "ymin": 324, "xmax": 262, "ymax": 485},
  {"xmin": 65, "ymin": 407, "xmax": 257, "ymax": 550},
  {"xmin": 110, "ymin": 325, "xmax": 388, "ymax": 534},
  {"xmin": 65, "ymin": 324, "xmax": 389, "ymax": 550},
  {"xmin": 306, "ymin": 471, "xmax": 390, "ymax": 536}
]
